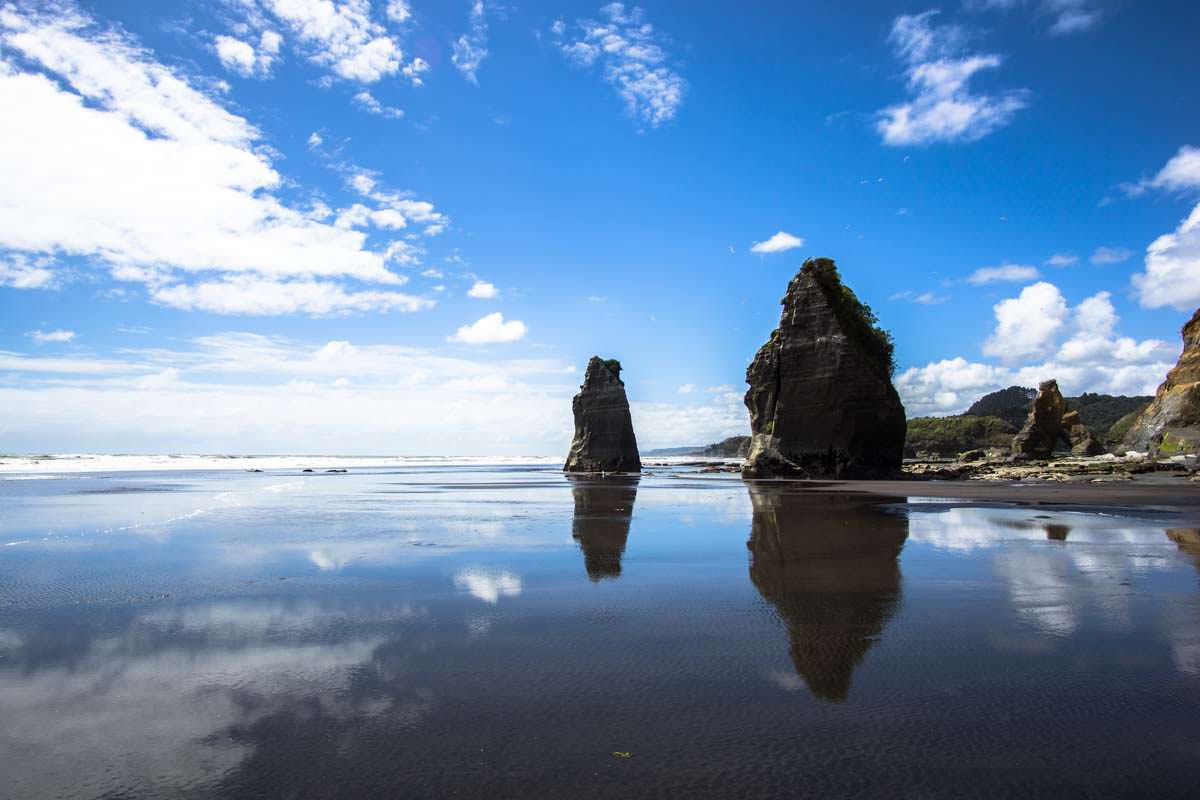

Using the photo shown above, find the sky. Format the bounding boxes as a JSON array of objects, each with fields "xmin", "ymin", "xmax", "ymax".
[{"xmin": 1, "ymin": 0, "xmax": 1198, "ymax": 455}]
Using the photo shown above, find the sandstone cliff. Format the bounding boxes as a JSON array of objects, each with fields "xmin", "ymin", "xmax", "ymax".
[
  {"xmin": 1123, "ymin": 309, "xmax": 1200, "ymax": 457},
  {"xmin": 743, "ymin": 258, "xmax": 906, "ymax": 478},
  {"xmin": 564, "ymin": 356, "xmax": 642, "ymax": 473}
]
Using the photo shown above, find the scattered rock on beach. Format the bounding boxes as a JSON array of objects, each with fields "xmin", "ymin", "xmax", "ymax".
[
  {"xmin": 564, "ymin": 356, "xmax": 641, "ymax": 474},
  {"xmin": 742, "ymin": 258, "xmax": 906, "ymax": 479}
]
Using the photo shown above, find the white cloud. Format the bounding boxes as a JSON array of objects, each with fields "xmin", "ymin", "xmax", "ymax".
[
  {"xmin": 0, "ymin": 332, "xmax": 579, "ymax": 454},
  {"xmin": 983, "ymin": 281, "xmax": 1068, "ymax": 360},
  {"xmin": 1134, "ymin": 204, "xmax": 1200, "ymax": 311},
  {"xmin": 149, "ymin": 276, "xmax": 433, "ymax": 316},
  {"xmin": 352, "ymin": 89, "xmax": 403, "ymax": 118},
  {"xmin": 448, "ymin": 312, "xmax": 527, "ymax": 344},
  {"xmin": 257, "ymin": 0, "xmax": 405, "ymax": 83},
  {"xmin": 1129, "ymin": 145, "xmax": 1200, "ymax": 310},
  {"xmin": 467, "ymin": 280, "xmax": 499, "ymax": 299},
  {"xmin": 877, "ymin": 11, "xmax": 1026, "ymax": 146},
  {"xmin": 677, "ymin": 383, "xmax": 696, "ymax": 395},
  {"xmin": 0, "ymin": 6, "xmax": 441, "ymax": 315},
  {"xmin": 306, "ymin": 130, "xmax": 323, "ymax": 148},
  {"xmin": 214, "ymin": 30, "xmax": 280, "ymax": 78},
  {"xmin": 1045, "ymin": 253, "xmax": 1078, "ymax": 267},
  {"xmin": 553, "ymin": 3, "xmax": 686, "ymax": 128},
  {"xmin": 0, "ymin": 253, "xmax": 57, "ymax": 289},
  {"xmin": 967, "ymin": 263, "xmax": 1040, "ymax": 284},
  {"xmin": 964, "ymin": 1, "xmax": 1102, "ymax": 36},
  {"xmin": 451, "ymin": 1, "xmax": 488, "ymax": 84},
  {"xmin": 1090, "ymin": 246, "xmax": 1132, "ymax": 265},
  {"xmin": 749, "ymin": 231, "xmax": 804, "ymax": 254},
  {"xmin": 385, "ymin": 1, "xmax": 412, "ymax": 24},
  {"xmin": 454, "ymin": 568, "xmax": 521, "ymax": 604},
  {"xmin": 899, "ymin": 286, "xmax": 1175, "ymax": 415},
  {"xmin": 26, "ymin": 329, "xmax": 75, "ymax": 343}
]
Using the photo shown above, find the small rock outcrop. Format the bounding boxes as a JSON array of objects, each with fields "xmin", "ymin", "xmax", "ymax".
[
  {"xmin": 742, "ymin": 258, "xmax": 906, "ymax": 478},
  {"xmin": 1062, "ymin": 411, "xmax": 1105, "ymax": 456},
  {"xmin": 1123, "ymin": 309, "xmax": 1200, "ymax": 457},
  {"xmin": 564, "ymin": 357, "xmax": 641, "ymax": 473},
  {"xmin": 1011, "ymin": 380, "xmax": 1069, "ymax": 459}
]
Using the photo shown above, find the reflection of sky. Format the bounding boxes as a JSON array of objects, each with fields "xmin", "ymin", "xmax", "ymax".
[
  {"xmin": 905, "ymin": 505, "xmax": 1197, "ymax": 638},
  {"xmin": 3, "ymin": 469, "xmax": 1200, "ymax": 795}
]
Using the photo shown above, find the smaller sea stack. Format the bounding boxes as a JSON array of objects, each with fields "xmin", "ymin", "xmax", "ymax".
[{"xmin": 564, "ymin": 356, "xmax": 642, "ymax": 473}]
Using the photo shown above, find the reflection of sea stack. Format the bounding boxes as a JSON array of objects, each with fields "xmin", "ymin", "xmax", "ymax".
[
  {"xmin": 569, "ymin": 476, "xmax": 638, "ymax": 580},
  {"xmin": 743, "ymin": 258, "xmax": 906, "ymax": 478},
  {"xmin": 564, "ymin": 357, "xmax": 641, "ymax": 474},
  {"xmin": 747, "ymin": 485, "xmax": 907, "ymax": 702},
  {"xmin": 1044, "ymin": 524, "xmax": 1071, "ymax": 541}
]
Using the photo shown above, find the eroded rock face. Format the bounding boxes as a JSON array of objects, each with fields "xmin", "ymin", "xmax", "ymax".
[
  {"xmin": 564, "ymin": 357, "xmax": 641, "ymax": 473},
  {"xmin": 742, "ymin": 258, "xmax": 906, "ymax": 478},
  {"xmin": 1123, "ymin": 309, "xmax": 1200, "ymax": 457},
  {"xmin": 747, "ymin": 485, "xmax": 908, "ymax": 702},
  {"xmin": 1011, "ymin": 380, "xmax": 1069, "ymax": 459}
]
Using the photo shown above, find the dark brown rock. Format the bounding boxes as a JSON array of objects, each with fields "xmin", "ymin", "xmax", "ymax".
[
  {"xmin": 1011, "ymin": 379, "xmax": 1068, "ymax": 459},
  {"xmin": 1063, "ymin": 410, "xmax": 1105, "ymax": 456},
  {"xmin": 568, "ymin": 476, "xmax": 638, "ymax": 580},
  {"xmin": 747, "ymin": 485, "xmax": 907, "ymax": 702},
  {"xmin": 564, "ymin": 356, "xmax": 641, "ymax": 473},
  {"xmin": 742, "ymin": 258, "xmax": 906, "ymax": 478},
  {"xmin": 1123, "ymin": 308, "xmax": 1200, "ymax": 457}
]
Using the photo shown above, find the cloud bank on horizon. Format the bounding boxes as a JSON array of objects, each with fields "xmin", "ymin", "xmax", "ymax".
[{"xmin": 0, "ymin": 0, "xmax": 1197, "ymax": 453}]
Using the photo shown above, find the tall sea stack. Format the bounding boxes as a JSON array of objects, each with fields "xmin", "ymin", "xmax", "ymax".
[
  {"xmin": 743, "ymin": 258, "xmax": 906, "ymax": 478},
  {"xmin": 564, "ymin": 356, "xmax": 642, "ymax": 473},
  {"xmin": 1123, "ymin": 308, "xmax": 1200, "ymax": 457}
]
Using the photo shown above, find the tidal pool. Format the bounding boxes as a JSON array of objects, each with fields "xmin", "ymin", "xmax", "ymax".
[{"xmin": 2, "ymin": 464, "xmax": 1199, "ymax": 798}]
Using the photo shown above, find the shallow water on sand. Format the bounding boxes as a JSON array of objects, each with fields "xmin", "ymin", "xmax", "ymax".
[{"xmin": 2, "ymin": 465, "xmax": 1200, "ymax": 799}]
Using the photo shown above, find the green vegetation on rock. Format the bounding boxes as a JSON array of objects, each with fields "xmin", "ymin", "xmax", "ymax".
[
  {"xmin": 807, "ymin": 259, "xmax": 895, "ymax": 377},
  {"xmin": 602, "ymin": 358, "xmax": 622, "ymax": 376}
]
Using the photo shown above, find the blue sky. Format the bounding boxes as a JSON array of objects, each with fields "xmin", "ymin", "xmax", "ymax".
[{"xmin": 1, "ymin": 0, "xmax": 1198, "ymax": 454}]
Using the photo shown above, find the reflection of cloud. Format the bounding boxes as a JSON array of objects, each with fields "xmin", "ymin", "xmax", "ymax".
[
  {"xmin": 1, "ymin": 597, "xmax": 436, "ymax": 797},
  {"xmin": 453, "ymin": 568, "xmax": 522, "ymax": 604},
  {"xmin": 908, "ymin": 506, "xmax": 1181, "ymax": 637}
]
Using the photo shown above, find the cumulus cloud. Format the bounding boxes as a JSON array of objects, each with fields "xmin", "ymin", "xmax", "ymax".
[
  {"xmin": 214, "ymin": 30, "xmax": 281, "ymax": 78},
  {"xmin": 451, "ymin": 1, "xmax": 488, "ymax": 84},
  {"xmin": 898, "ymin": 285, "xmax": 1176, "ymax": 415},
  {"xmin": 1090, "ymin": 246, "xmax": 1132, "ymax": 265},
  {"xmin": 877, "ymin": 10, "xmax": 1027, "ymax": 146},
  {"xmin": 553, "ymin": 3, "xmax": 686, "ymax": 128},
  {"xmin": 255, "ymin": 0, "xmax": 404, "ymax": 83},
  {"xmin": 449, "ymin": 312, "xmax": 527, "ymax": 344},
  {"xmin": 677, "ymin": 383, "xmax": 696, "ymax": 395},
  {"xmin": 1129, "ymin": 146, "xmax": 1200, "ymax": 310},
  {"xmin": 749, "ymin": 231, "xmax": 804, "ymax": 254},
  {"xmin": 0, "ymin": 5, "xmax": 440, "ymax": 315},
  {"xmin": 26, "ymin": 329, "xmax": 75, "ymax": 343},
  {"xmin": 982, "ymin": 281, "xmax": 1068, "ymax": 360},
  {"xmin": 968, "ymin": 263, "xmax": 1040, "ymax": 284},
  {"xmin": 467, "ymin": 280, "xmax": 498, "ymax": 299}
]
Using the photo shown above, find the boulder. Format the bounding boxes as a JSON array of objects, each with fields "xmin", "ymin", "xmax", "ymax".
[
  {"xmin": 742, "ymin": 258, "xmax": 906, "ymax": 478},
  {"xmin": 1063, "ymin": 410, "xmax": 1105, "ymax": 456},
  {"xmin": 1011, "ymin": 380, "xmax": 1068, "ymax": 459},
  {"xmin": 1123, "ymin": 308, "xmax": 1200, "ymax": 457},
  {"xmin": 564, "ymin": 356, "xmax": 642, "ymax": 473}
]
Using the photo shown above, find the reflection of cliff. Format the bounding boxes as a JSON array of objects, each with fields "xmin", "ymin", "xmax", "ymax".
[
  {"xmin": 747, "ymin": 486, "xmax": 908, "ymax": 702},
  {"xmin": 1167, "ymin": 528, "xmax": 1200, "ymax": 568},
  {"xmin": 568, "ymin": 476, "xmax": 639, "ymax": 581}
]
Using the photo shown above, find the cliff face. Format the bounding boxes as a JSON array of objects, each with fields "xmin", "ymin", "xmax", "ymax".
[
  {"xmin": 564, "ymin": 357, "xmax": 642, "ymax": 473},
  {"xmin": 743, "ymin": 258, "xmax": 906, "ymax": 478},
  {"xmin": 1123, "ymin": 309, "xmax": 1200, "ymax": 457}
]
